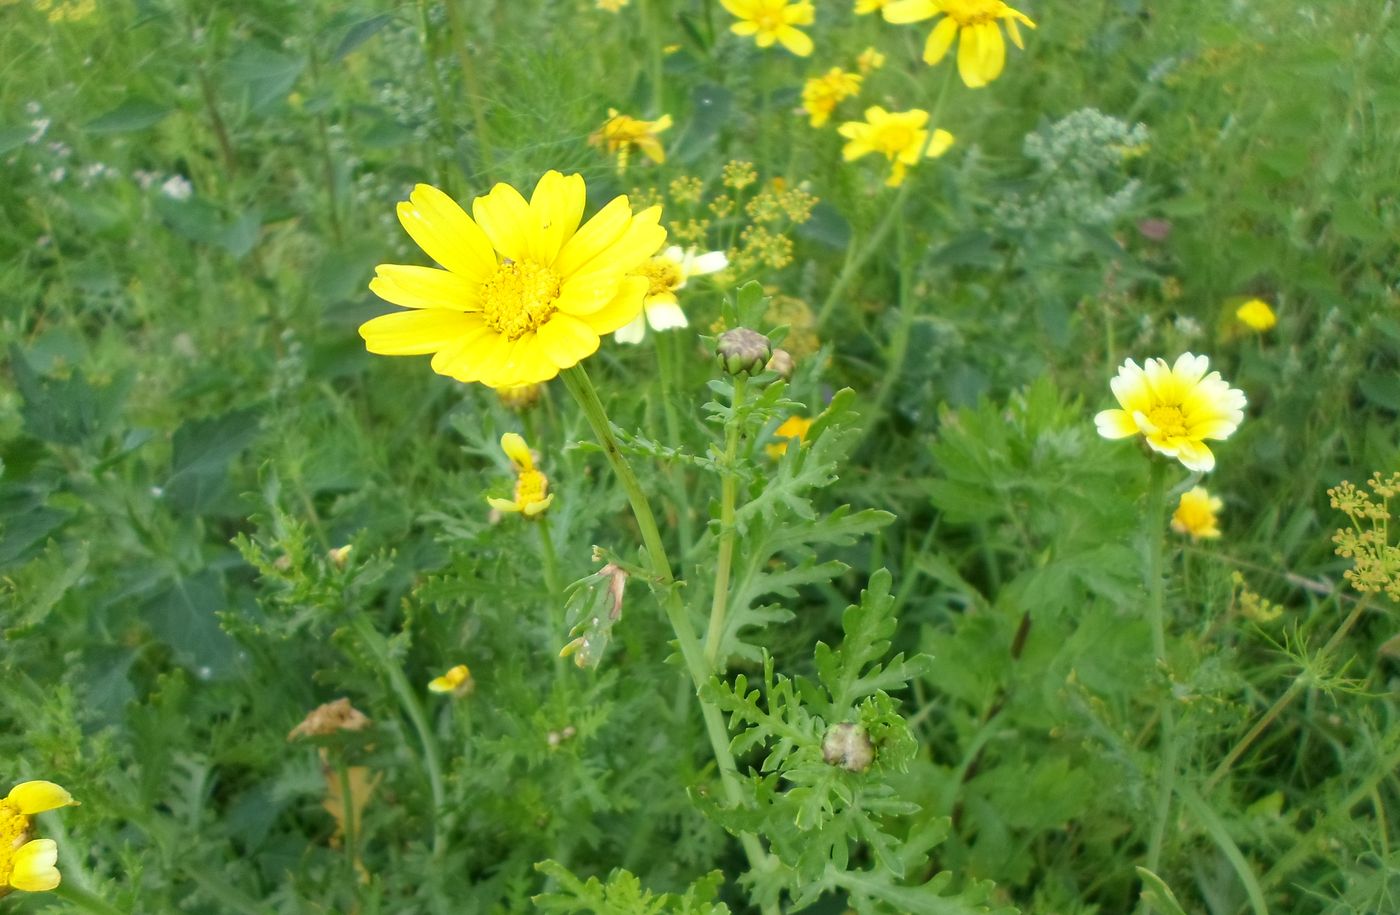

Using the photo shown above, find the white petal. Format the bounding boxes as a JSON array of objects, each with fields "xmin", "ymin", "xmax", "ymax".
[
  {"xmin": 645, "ymin": 301, "xmax": 688, "ymax": 331},
  {"xmin": 685, "ymin": 250, "xmax": 730, "ymax": 276},
  {"xmin": 614, "ymin": 314, "xmax": 647, "ymax": 344}
]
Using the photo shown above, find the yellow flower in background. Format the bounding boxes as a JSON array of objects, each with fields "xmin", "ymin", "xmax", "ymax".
[
  {"xmin": 589, "ymin": 109, "xmax": 672, "ymax": 170},
  {"xmin": 428, "ymin": 664, "xmax": 475, "ymax": 697},
  {"xmin": 1094, "ymin": 353, "xmax": 1247, "ymax": 473},
  {"xmin": 1236, "ymin": 298, "xmax": 1276, "ymax": 332},
  {"xmin": 857, "ymin": 46, "xmax": 887, "ymax": 73},
  {"xmin": 361, "ymin": 172, "xmax": 665, "ymax": 389},
  {"xmin": 617, "ymin": 246, "xmax": 729, "ymax": 344},
  {"xmin": 766, "ymin": 416, "xmax": 813, "ymax": 458},
  {"xmin": 801, "ymin": 68, "xmax": 863, "ymax": 128},
  {"xmin": 854, "ymin": 0, "xmax": 890, "ymax": 12},
  {"xmin": 1172, "ymin": 487, "xmax": 1223, "ymax": 540},
  {"xmin": 596, "ymin": 0, "xmax": 629, "ymax": 10},
  {"xmin": 883, "ymin": 0, "xmax": 1036, "ymax": 88},
  {"xmin": 1, "ymin": 781, "xmax": 77, "ymax": 896},
  {"xmin": 487, "ymin": 433, "xmax": 555, "ymax": 517},
  {"xmin": 838, "ymin": 106, "xmax": 954, "ymax": 187},
  {"xmin": 721, "ymin": 0, "xmax": 815, "ymax": 57},
  {"xmin": 34, "ymin": 0, "xmax": 95, "ymax": 22}
]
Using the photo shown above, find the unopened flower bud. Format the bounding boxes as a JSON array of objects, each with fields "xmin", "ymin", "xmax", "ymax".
[
  {"xmin": 822, "ymin": 722, "xmax": 874, "ymax": 772},
  {"xmin": 327, "ymin": 544, "xmax": 353, "ymax": 568},
  {"xmin": 765, "ymin": 347, "xmax": 794, "ymax": 380},
  {"xmin": 716, "ymin": 328, "xmax": 772, "ymax": 377}
]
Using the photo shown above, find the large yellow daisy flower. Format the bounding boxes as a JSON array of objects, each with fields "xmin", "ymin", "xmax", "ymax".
[
  {"xmin": 720, "ymin": 0, "xmax": 816, "ymax": 57},
  {"xmin": 882, "ymin": 0, "xmax": 1036, "ymax": 88},
  {"xmin": 361, "ymin": 171, "xmax": 666, "ymax": 389},
  {"xmin": 1, "ymin": 780, "xmax": 77, "ymax": 896},
  {"xmin": 1094, "ymin": 353, "xmax": 1247, "ymax": 473}
]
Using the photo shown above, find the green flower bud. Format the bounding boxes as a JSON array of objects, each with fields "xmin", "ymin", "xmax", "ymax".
[
  {"xmin": 716, "ymin": 328, "xmax": 772, "ymax": 377},
  {"xmin": 821, "ymin": 722, "xmax": 874, "ymax": 773}
]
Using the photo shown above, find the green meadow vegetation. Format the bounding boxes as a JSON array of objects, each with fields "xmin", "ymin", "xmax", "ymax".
[{"xmin": 2, "ymin": 0, "xmax": 1399, "ymax": 912}]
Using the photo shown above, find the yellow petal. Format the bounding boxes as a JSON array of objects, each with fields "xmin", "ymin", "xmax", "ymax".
[
  {"xmin": 784, "ymin": 2, "xmax": 815, "ymax": 25},
  {"xmin": 522, "ymin": 494, "xmax": 555, "ymax": 517},
  {"xmin": 10, "ymin": 839, "xmax": 61, "ymax": 892},
  {"xmin": 1094, "ymin": 409, "xmax": 1138, "ymax": 439},
  {"xmin": 529, "ymin": 170, "xmax": 586, "ymax": 265},
  {"xmin": 613, "ymin": 313, "xmax": 647, "ymax": 345},
  {"xmin": 537, "ymin": 313, "xmax": 603, "ymax": 366},
  {"xmin": 730, "ymin": 20, "xmax": 759, "ymax": 36},
  {"xmin": 369, "ymin": 264, "xmax": 480, "ymax": 311},
  {"xmin": 777, "ymin": 25, "xmax": 813, "ymax": 57},
  {"xmin": 585, "ymin": 275, "xmax": 650, "ymax": 336},
  {"xmin": 882, "ymin": 0, "xmax": 937, "ymax": 23},
  {"xmin": 979, "ymin": 23, "xmax": 1006, "ymax": 83},
  {"xmin": 555, "ymin": 196, "xmax": 634, "ymax": 277},
  {"xmin": 923, "ymin": 16, "xmax": 958, "ymax": 65},
  {"xmin": 429, "ymin": 322, "xmax": 494, "ymax": 377},
  {"xmin": 471, "ymin": 182, "xmax": 533, "ymax": 263},
  {"xmin": 7, "ymin": 781, "xmax": 76, "ymax": 815},
  {"xmin": 957, "ymin": 21, "xmax": 986, "ymax": 87},
  {"xmin": 500, "ymin": 432, "xmax": 534, "ymax": 470},
  {"xmin": 486, "ymin": 496, "xmax": 523, "ymax": 513},
  {"xmin": 397, "ymin": 185, "xmax": 497, "ymax": 284},
  {"xmin": 359, "ymin": 310, "xmax": 482, "ymax": 356},
  {"xmin": 573, "ymin": 206, "xmax": 666, "ymax": 280},
  {"xmin": 925, "ymin": 128, "xmax": 955, "ymax": 158}
]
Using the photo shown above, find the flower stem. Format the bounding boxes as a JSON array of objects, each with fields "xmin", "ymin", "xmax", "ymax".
[
  {"xmin": 704, "ymin": 375, "xmax": 746, "ymax": 669},
  {"xmin": 349, "ymin": 614, "xmax": 447, "ymax": 861},
  {"xmin": 1144, "ymin": 458, "xmax": 1177, "ymax": 873},
  {"xmin": 559, "ymin": 364, "xmax": 777, "ymax": 905},
  {"xmin": 816, "ymin": 64, "xmax": 957, "ymax": 330},
  {"xmin": 52, "ymin": 883, "xmax": 126, "ymax": 915},
  {"xmin": 442, "ymin": 0, "xmax": 497, "ymax": 176},
  {"xmin": 1203, "ymin": 592, "xmax": 1373, "ymax": 796}
]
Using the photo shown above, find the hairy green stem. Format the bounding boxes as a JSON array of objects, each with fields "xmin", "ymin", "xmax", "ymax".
[
  {"xmin": 704, "ymin": 375, "xmax": 747, "ymax": 669},
  {"xmin": 1144, "ymin": 458, "xmax": 1177, "ymax": 873},
  {"xmin": 560, "ymin": 364, "xmax": 777, "ymax": 909},
  {"xmin": 349, "ymin": 614, "xmax": 447, "ymax": 861},
  {"xmin": 1203, "ymin": 592, "xmax": 1373, "ymax": 796}
]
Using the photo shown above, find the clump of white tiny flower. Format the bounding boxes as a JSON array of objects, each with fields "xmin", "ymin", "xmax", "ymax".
[{"xmin": 992, "ymin": 108, "xmax": 1149, "ymax": 241}]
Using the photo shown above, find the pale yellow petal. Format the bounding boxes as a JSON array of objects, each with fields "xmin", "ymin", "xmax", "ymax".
[
  {"xmin": 777, "ymin": 25, "xmax": 813, "ymax": 57},
  {"xmin": 613, "ymin": 314, "xmax": 647, "ymax": 345},
  {"xmin": 882, "ymin": 0, "xmax": 937, "ymax": 23},
  {"xmin": 923, "ymin": 16, "xmax": 958, "ymax": 65},
  {"xmin": 957, "ymin": 22, "xmax": 986, "ymax": 88},
  {"xmin": 7, "ymin": 781, "xmax": 76, "ymax": 815},
  {"xmin": 10, "ymin": 839, "xmax": 61, "ymax": 892},
  {"xmin": 978, "ymin": 23, "xmax": 1005, "ymax": 83},
  {"xmin": 1094, "ymin": 409, "xmax": 1137, "ymax": 440},
  {"xmin": 500, "ymin": 432, "xmax": 533, "ymax": 470},
  {"xmin": 925, "ymin": 128, "xmax": 955, "ymax": 158}
]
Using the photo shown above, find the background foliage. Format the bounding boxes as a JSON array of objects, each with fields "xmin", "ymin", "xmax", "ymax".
[{"xmin": 2, "ymin": 0, "xmax": 1398, "ymax": 913}]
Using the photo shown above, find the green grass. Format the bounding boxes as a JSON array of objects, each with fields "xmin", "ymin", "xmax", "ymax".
[{"xmin": 3, "ymin": 1, "xmax": 1399, "ymax": 913}]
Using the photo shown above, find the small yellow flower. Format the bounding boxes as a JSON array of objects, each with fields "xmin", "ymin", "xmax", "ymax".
[
  {"xmin": 857, "ymin": 46, "xmax": 887, "ymax": 72},
  {"xmin": 1235, "ymin": 298, "xmax": 1276, "ymax": 332},
  {"xmin": 487, "ymin": 433, "xmax": 555, "ymax": 517},
  {"xmin": 361, "ymin": 172, "xmax": 665, "ymax": 389},
  {"xmin": 616, "ymin": 246, "xmax": 729, "ymax": 344},
  {"xmin": 427, "ymin": 664, "xmax": 474, "ymax": 697},
  {"xmin": 596, "ymin": 0, "xmax": 629, "ymax": 10},
  {"xmin": 766, "ymin": 416, "xmax": 813, "ymax": 458},
  {"xmin": 34, "ymin": 0, "xmax": 95, "ymax": 22},
  {"xmin": 1, "ymin": 781, "xmax": 77, "ymax": 897},
  {"xmin": 721, "ymin": 0, "xmax": 815, "ymax": 57},
  {"xmin": 1171, "ymin": 487, "xmax": 1223, "ymax": 540},
  {"xmin": 1094, "ymin": 353, "xmax": 1247, "ymax": 473},
  {"xmin": 837, "ymin": 106, "xmax": 954, "ymax": 187},
  {"xmin": 801, "ymin": 68, "xmax": 863, "ymax": 128},
  {"xmin": 883, "ymin": 0, "xmax": 1036, "ymax": 88},
  {"xmin": 589, "ymin": 109, "xmax": 672, "ymax": 171},
  {"xmin": 854, "ymin": 0, "xmax": 890, "ymax": 13}
]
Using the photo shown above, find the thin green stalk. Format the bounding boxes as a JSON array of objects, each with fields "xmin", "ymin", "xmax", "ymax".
[
  {"xmin": 703, "ymin": 374, "xmax": 747, "ymax": 669},
  {"xmin": 415, "ymin": 0, "xmax": 457, "ymax": 181},
  {"xmin": 349, "ymin": 614, "xmax": 447, "ymax": 861},
  {"xmin": 442, "ymin": 0, "xmax": 496, "ymax": 176},
  {"xmin": 560, "ymin": 364, "xmax": 778, "ymax": 911},
  {"xmin": 1144, "ymin": 458, "xmax": 1177, "ymax": 873},
  {"xmin": 1202, "ymin": 592, "xmax": 1373, "ymax": 796},
  {"xmin": 641, "ymin": 0, "xmax": 666, "ymax": 113},
  {"xmin": 657, "ymin": 330, "xmax": 697, "ymax": 562},
  {"xmin": 816, "ymin": 65, "xmax": 957, "ymax": 329},
  {"xmin": 52, "ymin": 883, "xmax": 128, "ymax": 915},
  {"xmin": 333, "ymin": 755, "xmax": 359, "ymax": 884}
]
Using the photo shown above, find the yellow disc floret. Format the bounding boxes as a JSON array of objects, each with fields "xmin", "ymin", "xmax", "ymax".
[{"xmin": 481, "ymin": 260, "xmax": 562, "ymax": 340}]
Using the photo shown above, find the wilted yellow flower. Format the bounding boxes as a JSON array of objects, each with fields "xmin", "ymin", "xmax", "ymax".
[
  {"xmin": 854, "ymin": 0, "xmax": 890, "ymax": 13},
  {"xmin": 883, "ymin": 0, "xmax": 1036, "ymax": 88},
  {"xmin": 487, "ymin": 433, "xmax": 555, "ymax": 517},
  {"xmin": 1, "ymin": 781, "xmax": 77, "ymax": 896},
  {"xmin": 1094, "ymin": 353, "xmax": 1247, "ymax": 473},
  {"xmin": 589, "ymin": 109, "xmax": 672, "ymax": 170},
  {"xmin": 801, "ymin": 68, "xmax": 863, "ymax": 128},
  {"xmin": 1171, "ymin": 487, "xmax": 1223, "ymax": 540},
  {"xmin": 720, "ymin": 0, "xmax": 815, "ymax": 57},
  {"xmin": 361, "ymin": 172, "xmax": 665, "ymax": 389},
  {"xmin": 857, "ymin": 46, "xmax": 887, "ymax": 72},
  {"xmin": 1236, "ymin": 298, "xmax": 1276, "ymax": 332},
  {"xmin": 766, "ymin": 416, "xmax": 813, "ymax": 458},
  {"xmin": 427, "ymin": 664, "xmax": 474, "ymax": 697},
  {"xmin": 617, "ymin": 246, "xmax": 729, "ymax": 344},
  {"xmin": 838, "ymin": 106, "xmax": 954, "ymax": 187}
]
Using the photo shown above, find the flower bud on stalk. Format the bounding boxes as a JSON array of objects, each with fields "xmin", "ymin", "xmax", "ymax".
[
  {"xmin": 716, "ymin": 327, "xmax": 772, "ymax": 376},
  {"xmin": 822, "ymin": 722, "xmax": 874, "ymax": 772}
]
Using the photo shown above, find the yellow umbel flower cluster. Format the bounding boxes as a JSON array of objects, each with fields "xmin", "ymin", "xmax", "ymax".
[
  {"xmin": 1, "ymin": 781, "xmax": 77, "ymax": 897},
  {"xmin": 361, "ymin": 172, "xmax": 665, "ymax": 389}
]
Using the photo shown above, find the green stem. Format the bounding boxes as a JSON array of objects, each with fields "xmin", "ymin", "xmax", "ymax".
[
  {"xmin": 333, "ymin": 755, "xmax": 359, "ymax": 884},
  {"xmin": 816, "ymin": 65, "xmax": 957, "ymax": 329},
  {"xmin": 52, "ymin": 883, "xmax": 128, "ymax": 915},
  {"xmin": 704, "ymin": 375, "xmax": 747, "ymax": 669},
  {"xmin": 1144, "ymin": 458, "xmax": 1176, "ymax": 873},
  {"xmin": 442, "ymin": 0, "xmax": 496, "ymax": 176},
  {"xmin": 415, "ymin": 0, "xmax": 457, "ymax": 181},
  {"xmin": 559, "ymin": 364, "xmax": 777, "ymax": 909},
  {"xmin": 656, "ymin": 331, "xmax": 696, "ymax": 561},
  {"xmin": 349, "ymin": 614, "xmax": 447, "ymax": 861},
  {"xmin": 641, "ymin": 0, "xmax": 666, "ymax": 113},
  {"xmin": 1202, "ymin": 592, "xmax": 1373, "ymax": 796}
]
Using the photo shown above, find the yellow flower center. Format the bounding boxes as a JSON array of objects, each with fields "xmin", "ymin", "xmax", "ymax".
[
  {"xmin": 481, "ymin": 260, "xmax": 561, "ymax": 341},
  {"xmin": 515, "ymin": 469, "xmax": 550, "ymax": 507},
  {"xmin": 942, "ymin": 0, "xmax": 1005, "ymax": 25},
  {"xmin": 875, "ymin": 125, "xmax": 917, "ymax": 155},
  {"xmin": 1, "ymin": 801, "xmax": 31, "ymax": 890},
  {"xmin": 755, "ymin": 9, "xmax": 784, "ymax": 31},
  {"xmin": 1148, "ymin": 405, "xmax": 1188, "ymax": 438},
  {"xmin": 638, "ymin": 258, "xmax": 684, "ymax": 296}
]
